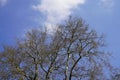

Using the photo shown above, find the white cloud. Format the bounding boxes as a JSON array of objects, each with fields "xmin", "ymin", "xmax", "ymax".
[
  {"xmin": 99, "ymin": 0, "xmax": 114, "ymax": 10},
  {"xmin": 0, "ymin": 0, "xmax": 7, "ymax": 6},
  {"xmin": 32, "ymin": 0, "xmax": 86, "ymax": 32}
]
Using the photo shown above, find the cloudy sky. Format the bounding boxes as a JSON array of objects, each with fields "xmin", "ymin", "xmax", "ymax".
[{"xmin": 0, "ymin": 0, "xmax": 120, "ymax": 67}]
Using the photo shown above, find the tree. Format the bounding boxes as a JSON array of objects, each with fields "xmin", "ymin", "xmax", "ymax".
[
  {"xmin": 110, "ymin": 68, "xmax": 120, "ymax": 80},
  {"xmin": 0, "ymin": 17, "xmax": 111, "ymax": 80}
]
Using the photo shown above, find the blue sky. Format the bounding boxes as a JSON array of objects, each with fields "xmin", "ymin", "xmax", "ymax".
[{"xmin": 0, "ymin": 0, "xmax": 120, "ymax": 67}]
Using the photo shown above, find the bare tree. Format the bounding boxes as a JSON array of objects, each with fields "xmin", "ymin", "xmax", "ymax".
[
  {"xmin": 0, "ymin": 17, "xmax": 111, "ymax": 80},
  {"xmin": 110, "ymin": 68, "xmax": 120, "ymax": 80}
]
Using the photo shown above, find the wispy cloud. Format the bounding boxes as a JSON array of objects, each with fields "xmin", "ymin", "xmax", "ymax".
[
  {"xmin": 0, "ymin": 0, "xmax": 7, "ymax": 6},
  {"xmin": 32, "ymin": 0, "xmax": 86, "ymax": 31},
  {"xmin": 99, "ymin": 0, "xmax": 114, "ymax": 11}
]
